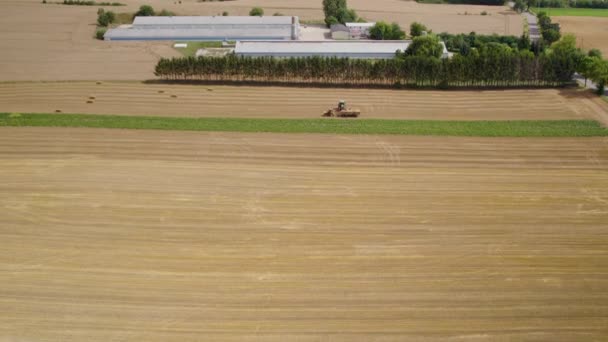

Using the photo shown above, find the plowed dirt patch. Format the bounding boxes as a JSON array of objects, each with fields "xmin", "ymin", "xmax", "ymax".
[{"xmin": 1, "ymin": 127, "xmax": 607, "ymax": 341}]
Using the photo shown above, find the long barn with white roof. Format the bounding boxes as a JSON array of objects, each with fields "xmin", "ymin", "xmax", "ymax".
[
  {"xmin": 104, "ymin": 16, "xmax": 300, "ymax": 41},
  {"xmin": 235, "ymin": 40, "xmax": 449, "ymax": 59}
]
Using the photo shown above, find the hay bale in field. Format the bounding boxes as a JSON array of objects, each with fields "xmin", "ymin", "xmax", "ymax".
[
  {"xmin": 171, "ymin": 94, "xmax": 178, "ymax": 98},
  {"xmin": 86, "ymin": 100, "xmax": 94, "ymax": 104},
  {"xmin": 55, "ymin": 109, "xmax": 62, "ymax": 113}
]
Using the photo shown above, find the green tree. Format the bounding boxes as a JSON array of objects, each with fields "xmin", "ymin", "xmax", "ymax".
[
  {"xmin": 587, "ymin": 58, "xmax": 608, "ymax": 95},
  {"xmin": 370, "ymin": 21, "xmax": 405, "ymax": 40},
  {"xmin": 514, "ymin": 0, "xmax": 526, "ymax": 12},
  {"xmin": 95, "ymin": 28, "xmax": 107, "ymax": 40},
  {"xmin": 249, "ymin": 7, "xmax": 264, "ymax": 16},
  {"xmin": 97, "ymin": 9, "xmax": 115, "ymax": 26},
  {"xmin": 588, "ymin": 48, "xmax": 602, "ymax": 59},
  {"xmin": 410, "ymin": 22, "xmax": 429, "ymax": 38},
  {"xmin": 135, "ymin": 5, "xmax": 155, "ymax": 16},
  {"xmin": 323, "ymin": 0, "xmax": 347, "ymax": 19},
  {"xmin": 406, "ymin": 34, "xmax": 443, "ymax": 58}
]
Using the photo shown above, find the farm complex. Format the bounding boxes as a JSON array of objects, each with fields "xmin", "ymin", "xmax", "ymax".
[{"xmin": 1, "ymin": 0, "xmax": 608, "ymax": 341}]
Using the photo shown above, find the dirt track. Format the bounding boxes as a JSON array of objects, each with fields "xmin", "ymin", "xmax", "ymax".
[
  {"xmin": 0, "ymin": 0, "xmax": 521, "ymax": 81},
  {"xmin": 2, "ymin": 81, "xmax": 608, "ymax": 122},
  {"xmin": 1, "ymin": 127, "xmax": 607, "ymax": 341}
]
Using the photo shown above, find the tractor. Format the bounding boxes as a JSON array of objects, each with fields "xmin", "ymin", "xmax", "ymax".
[{"xmin": 322, "ymin": 100, "xmax": 360, "ymax": 118}]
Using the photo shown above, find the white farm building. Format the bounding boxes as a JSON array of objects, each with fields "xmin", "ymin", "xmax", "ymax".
[
  {"xmin": 235, "ymin": 40, "xmax": 450, "ymax": 59},
  {"xmin": 104, "ymin": 16, "xmax": 301, "ymax": 41}
]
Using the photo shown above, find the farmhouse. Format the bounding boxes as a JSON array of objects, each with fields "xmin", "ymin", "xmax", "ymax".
[
  {"xmin": 234, "ymin": 40, "xmax": 450, "ymax": 59},
  {"xmin": 104, "ymin": 16, "xmax": 301, "ymax": 41}
]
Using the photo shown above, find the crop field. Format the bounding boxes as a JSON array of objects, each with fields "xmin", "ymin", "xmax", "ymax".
[
  {"xmin": 0, "ymin": 0, "xmax": 521, "ymax": 82},
  {"xmin": 533, "ymin": 7, "xmax": 608, "ymax": 17},
  {"xmin": 1, "ymin": 127, "xmax": 607, "ymax": 341},
  {"xmin": 553, "ymin": 16, "xmax": 608, "ymax": 57},
  {"xmin": 2, "ymin": 82, "xmax": 608, "ymax": 123}
]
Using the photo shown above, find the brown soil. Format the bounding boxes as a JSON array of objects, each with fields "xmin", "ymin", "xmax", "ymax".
[
  {"xmin": 3, "ymin": 81, "xmax": 608, "ymax": 123},
  {"xmin": 0, "ymin": 0, "xmax": 521, "ymax": 82},
  {"xmin": 1, "ymin": 127, "xmax": 607, "ymax": 341},
  {"xmin": 554, "ymin": 16, "xmax": 608, "ymax": 57}
]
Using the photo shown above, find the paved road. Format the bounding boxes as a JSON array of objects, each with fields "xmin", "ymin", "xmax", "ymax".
[{"xmin": 524, "ymin": 11, "xmax": 541, "ymax": 43}]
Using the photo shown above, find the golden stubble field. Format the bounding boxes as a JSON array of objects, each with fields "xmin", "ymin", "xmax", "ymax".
[
  {"xmin": 3, "ymin": 82, "xmax": 608, "ymax": 123},
  {"xmin": 0, "ymin": 0, "xmax": 521, "ymax": 81},
  {"xmin": 1, "ymin": 127, "xmax": 607, "ymax": 341},
  {"xmin": 554, "ymin": 16, "xmax": 608, "ymax": 57}
]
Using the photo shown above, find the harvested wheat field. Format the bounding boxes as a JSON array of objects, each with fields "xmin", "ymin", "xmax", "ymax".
[
  {"xmin": 125, "ymin": 0, "xmax": 523, "ymax": 35},
  {"xmin": 3, "ymin": 81, "xmax": 608, "ymax": 123},
  {"xmin": 0, "ymin": 0, "xmax": 521, "ymax": 81},
  {"xmin": 0, "ymin": 1, "xmax": 180, "ymax": 81},
  {"xmin": 554, "ymin": 16, "xmax": 608, "ymax": 57},
  {"xmin": 1, "ymin": 127, "xmax": 608, "ymax": 341}
]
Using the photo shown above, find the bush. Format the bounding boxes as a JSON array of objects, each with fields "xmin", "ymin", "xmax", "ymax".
[
  {"xmin": 96, "ymin": 28, "xmax": 107, "ymax": 40},
  {"xmin": 405, "ymin": 34, "xmax": 444, "ymax": 58},
  {"xmin": 410, "ymin": 22, "xmax": 429, "ymax": 37},
  {"xmin": 158, "ymin": 9, "xmax": 176, "ymax": 16},
  {"xmin": 370, "ymin": 21, "xmax": 406, "ymax": 40},
  {"xmin": 135, "ymin": 5, "xmax": 155, "ymax": 16},
  {"xmin": 273, "ymin": 12, "xmax": 284, "ymax": 16},
  {"xmin": 222, "ymin": 11, "xmax": 229, "ymax": 16},
  {"xmin": 249, "ymin": 7, "xmax": 264, "ymax": 16},
  {"xmin": 97, "ymin": 9, "xmax": 116, "ymax": 26}
]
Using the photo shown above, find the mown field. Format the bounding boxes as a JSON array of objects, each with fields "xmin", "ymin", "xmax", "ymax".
[
  {"xmin": 2, "ymin": 82, "xmax": 608, "ymax": 123},
  {"xmin": 1, "ymin": 127, "xmax": 607, "ymax": 341}
]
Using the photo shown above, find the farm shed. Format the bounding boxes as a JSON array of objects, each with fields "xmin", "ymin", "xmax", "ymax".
[
  {"xmin": 235, "ymin": 40, "xmax": 450, "ymax": 59},
  {"xmin": 104, "ymin": 16, "xmax": 300, "ymax": 41},
  {"xmin": 330, "ymin": 24, "xmax": 350, "ymax": 40},
  {"xmin": 346, "ymin": 22, "xmax": 375, "ymax": 39}
]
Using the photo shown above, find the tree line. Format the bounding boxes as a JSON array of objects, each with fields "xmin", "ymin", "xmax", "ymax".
[{"xmin": 154, "ymin": 41, "xmax": 581, "ymax": 88}]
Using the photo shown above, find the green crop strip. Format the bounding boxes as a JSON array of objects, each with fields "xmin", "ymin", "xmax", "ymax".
[{"xmin": 1, "ymin": 113, "xmax": 607, "ymax": 137}]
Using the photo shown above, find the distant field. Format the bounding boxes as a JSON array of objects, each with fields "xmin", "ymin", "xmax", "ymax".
[
  {"xmin": 553, "ymin": 16, "xmax": 608, "ymax": 57},
  {"xmin": 533, "ymin": 7, "xmax": 608, "ymax": 16}
]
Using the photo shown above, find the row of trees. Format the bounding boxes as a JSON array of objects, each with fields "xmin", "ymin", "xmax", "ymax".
[
  {"xmin": 369, "ymin": 22, "xmax": 428, "ymax": 41},
  {"xmin": 134, "ymin": 5, "xmax": 175, "ymax": 17},
  {"xmin": 537, "ymin": 11, "xmax": 561, "ymax": 45},
  {"xmin": 439, "ymin": 32, "xmax": 528, "ymax": 54},
  {"xmin": 154, "ymin": 39, "xmax": 581, "ymax": 88}
]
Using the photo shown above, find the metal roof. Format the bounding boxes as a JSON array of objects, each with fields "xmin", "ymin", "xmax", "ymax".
[
  {"xmin": 104, "ymin": 27, "xmax": 293, "ymax": 41},
  {"xmin": 330, "ymin": 24, "xmax": 349, "ymax": 33},
  {"xmin": 132, "ymin": 16, "xmax": 296, "ymax": 26},
  {"xmin": 345, "ymin": 22, "xmax": 376, "ymax": 28},
  {"xmin": 235, "ymin": 40, "xmax": 410, "ymax": 55}
]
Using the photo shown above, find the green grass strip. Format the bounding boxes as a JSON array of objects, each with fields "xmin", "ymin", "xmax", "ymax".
[
  {"xmin": 532, "ymin": 7, "xmax": 608, "ymax": 17},
  {"xmin": 1, "ymin": 113, "xmax": 607, "ymax": 137}
]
